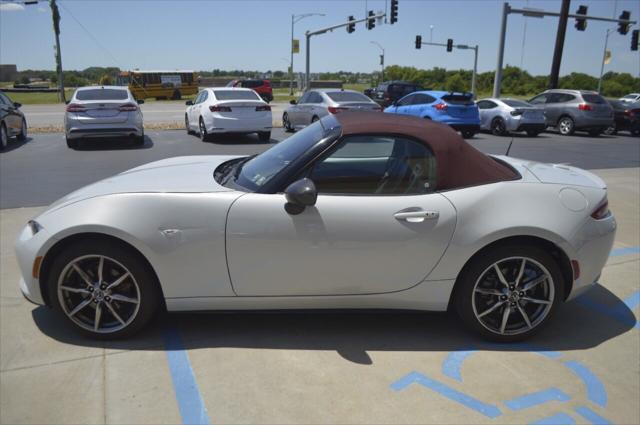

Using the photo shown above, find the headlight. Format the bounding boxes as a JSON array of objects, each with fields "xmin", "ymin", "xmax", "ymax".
[{"xmin": 27, "ymin": 220, "xmax": 43, "ymax": 235}]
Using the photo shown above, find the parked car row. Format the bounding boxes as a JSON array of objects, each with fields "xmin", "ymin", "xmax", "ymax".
[{"xmin": 0, "ymin": 91, "xmax": 27, "ymax": 150}]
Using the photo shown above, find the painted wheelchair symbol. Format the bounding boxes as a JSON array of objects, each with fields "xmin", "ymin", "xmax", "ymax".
[{"xmin": 391, "ymin": 344, "xmax": 612, "ymax": 425}]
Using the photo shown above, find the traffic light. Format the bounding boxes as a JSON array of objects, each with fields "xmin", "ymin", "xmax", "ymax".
[
  {"xmin": 575, "ymin": 5, "xmax": 587, "ymax": 31},
  {"xmin": 446, "ymin": 39, "xmax": 453, "ymax": 52},
  {"xmin": 618, "ymin": 10, "xmax": 631, "ymax": 35},
  {"xmin": 347, "ymin": 15, "xmax": 355, "ymax": 33},
  {"xmin": 380, "ymin": 55, "xmax": 384, "ymax": 65},
  {"xmin": 367, "ymin": 10, "xmax": 375, "ymax": 30},
  {"xmin": 415, "ymin": 35, "xmax": 422, "ymax": 49},
  {"xmin": 632, "ymin": 30, "xmax": 639, "ymax": 51},
  {"xmin": 390, "ymin": 0, "xmax": 398, "ymax": 24}
]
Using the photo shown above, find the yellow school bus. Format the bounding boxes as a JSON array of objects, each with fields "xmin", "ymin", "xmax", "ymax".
[{"xmin": 116, "ymin": 70, "xmax": 198, "ymax": 100}]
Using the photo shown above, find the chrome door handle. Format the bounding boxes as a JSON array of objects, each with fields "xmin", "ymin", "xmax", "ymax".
[{"xmin": 394, "ymin": 210, "xmax": 439, "ymax": 221}]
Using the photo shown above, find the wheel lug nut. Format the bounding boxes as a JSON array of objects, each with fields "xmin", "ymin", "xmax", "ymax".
[
  {"xmin": 519, "ymin": 292, "xmax": 524, "ymax": 296},
  {"xmin": 100, "ymin": 284, "xmax": 106, "ymax": 290}
]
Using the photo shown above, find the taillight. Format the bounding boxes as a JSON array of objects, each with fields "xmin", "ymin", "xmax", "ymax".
[
  {"xmin": 118, "ymin": 103, "xmax": 138, "ymax": 111},
  {"xmin": 255, "ymin": 105, "xmax": 271, "ymax": 111},
  {"xmin": 510, "ymin": 109, "xmax": 523, "ymax": 116},
  {"xmin": 66, "ymin": 103, "xmax": 86, "ymax": 112},
  {"xmin": 578, "ymin": 103, "xmax": 592, "ymax": 111},
  {"xmin": 434, "ymin": 103, "xmax": 448, "ymax": 111},
  {"xmin": 209, "ymin": 105, "xmax": 232, "ymax": 112},
  {"xmin": 591, "ymin": 199, "xmax": 610, "ymax": 220},
  {"xmin": 373, "ymin": 106, "xmax": 383, "ymax": 112},
  {"xmin": 328, "ymin": 106, "xmax": 348, "ymax": 114}
]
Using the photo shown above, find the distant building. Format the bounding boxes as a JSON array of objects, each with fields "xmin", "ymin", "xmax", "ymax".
[{"xmin": 0, "ymin": 64, "xmax": 18, "ymax": 82}]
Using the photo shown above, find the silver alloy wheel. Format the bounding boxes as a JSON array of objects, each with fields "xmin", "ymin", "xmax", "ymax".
[
  {"xmin": 471, "ymin": 256, "xmax": 554, "ymax": 336},
  {"xmin": 0, "ymin": 125, "xmax": 7, "ymax": 149},
  {"xmin": 185, "ymin": 115, "xmax": 190, "ymax": 132},
  {"xmin": 283, "ymin": 113, "xmax": 291, "ymax": 130},
  {"xmin": 558, "ymin": 118, "xmax": 573, "ymax": 135},
  {"xmin": 199, "ymin": 119, "xmax": 206, "ymax": 140},
  {"xmin": 21, "ymin": 119, "xmax": 27, "ymax": 137},
  {"xmin": 57, "ymin": 255, "xmax": 141, "ymax": 334}
]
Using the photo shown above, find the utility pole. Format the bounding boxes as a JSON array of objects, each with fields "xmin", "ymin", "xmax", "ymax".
[
  {"xmin": 50, "ymin": 0, "xmax": 65, "ymax": 103},
  {"xmin": 597, "ymin": 28, "xmax": 615, "ymax": 93},
  {"xmin": 290, "ymin": 13, "xmax": 324, "ymax": 96},
  {"xmin": 549, "ymin": 0, "xmax": 571, "ymax": 89}
]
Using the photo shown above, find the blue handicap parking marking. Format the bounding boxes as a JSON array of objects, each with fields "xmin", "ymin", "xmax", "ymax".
[
  {"xmin": 391, "ymin": 344, "xmax": 613, "ymax": 425},
  {"xmin": 529, "ymin": 412, "xmax": 576, "ymax": 425},
  {"xmin": 609, "ymin": 246, "xmax": 640, "ymax": 257},
  {"xmin": 504, "ymin": 388, "xmax": 571, "ymax": 411}
]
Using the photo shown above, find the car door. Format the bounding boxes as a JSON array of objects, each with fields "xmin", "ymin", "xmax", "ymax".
[
  {"xmin": 189, "ymin": 91, "xmax": 203, "ymax": 126},
  {"xmin": 528, "ymin": 93, "xmax": 550, "ymax": 125},
  {"xmin": 545, "ymin": 93, "xmax": 574, "ymax": 126},
  {"xmin": 477, "ymin": 100, "xmax": 498, "ymax": 129},
  {"xmin": 305, "ymin": 91, "xmax": 324, "ymax": 123},
  {"xmin": 226, "ymin": 134, "xmax": 457, "ymax": 296},
  {"xmin": 411, "ymin": 94, "xmax": 436, "ymax": 118}
]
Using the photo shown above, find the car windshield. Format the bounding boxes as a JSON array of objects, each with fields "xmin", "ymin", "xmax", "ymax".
[
  {"xmin": 502, "ymin": 99, "xmax": 531, "ymax": 108},
  {"xmin": 622, "ymin": 94, "xmax": 638, "ymax": 99},
  {"xmin": 76, "ymin": 89, "xmax": 128, "ymax": 101},
  {"xmin": 327, "ymin": 92, "xmax": 371, "ymax": 102},
  {"xmin": 214, "ymin": 90, "xmax": 260, "ymax": 101},
  {"xmin": 234, "ymin": 122, "xmax": 327, "ymax": 191}
]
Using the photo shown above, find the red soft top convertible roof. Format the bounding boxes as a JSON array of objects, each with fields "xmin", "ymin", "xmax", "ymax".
[{"xmin": 335, "ymin": 112, "xmax": 519, "ymax": 190}]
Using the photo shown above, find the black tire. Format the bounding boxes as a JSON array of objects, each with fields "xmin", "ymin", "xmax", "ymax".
[
  {"xmin": 588, "ymin": 129, "xmax": 602, "ymax": 137},
  {"xmin": 66, "ymin": 137, "xmax": 78, "ymax": 149},
  {"xmin": 557, "ymin": 116, "xmax": 575, "ymax": 136},
  {"xmin": 17, "ymin": 118, "xmax": 27, "ymax": 141},
  {"xmin": 199, "ymin": 117, "xmax": 210, "ymax": 142},
  {"xmin": 526, "ymin": 130, "xmax": 541, "ymax": 137},
  {"xmin": 604, "ymin": 125, "xmax": 617, "ymax": 136},
  {"xmin": 46, "ymin": 239, "xmax": 161, "ymax": 339},
  {"xmin": 491, "ymin": 117, "xmax": 508, "ymax": 136},
  {"xmin": 185, "ymin": 115, "xmax": 193, "ymax": 135},
  {"xmin": 283, "ymin": 113, "xmax": 294, "ymax": 132},
  {"xmin": 311, "ymin": 116, "xmax": 320, "ymax": 123},
  {"xmin": 258, "ymin": 131, "xmax": 271, "ymax": 142},
  {"xmin": 0, "ymin": 123, "xmax": 7, "ymax": 151},
  {"xmin": 132, "ymin": 132, "xmax": 145, "ymax": 146},
  {"xmin": 461, "ymin": 130, "xmax": 476, "ymax": 139},
  {"xmin": 454, "ymin": 244, "xmax": 565, "ymax": 342}
]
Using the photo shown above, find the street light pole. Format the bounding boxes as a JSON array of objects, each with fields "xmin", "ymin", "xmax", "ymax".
[
  {"xmin": 597, "ymin": 28, "xmax": 614, "ymax": 93},
  {"xmin": 370, "ymin": 41, "xmax": 384, "ymax": 83},
  {"xmin": 290, "ymin": 13, "xmax": 324, "ymax": 96},
  {"xmin": 429, "ymin": 25, "xmax": 434, "ymax": 42}
]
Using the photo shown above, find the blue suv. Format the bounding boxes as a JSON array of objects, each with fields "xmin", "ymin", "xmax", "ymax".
[{"xmin": 384, "ymin": 91, "xmax": 480, "ymax": 138}]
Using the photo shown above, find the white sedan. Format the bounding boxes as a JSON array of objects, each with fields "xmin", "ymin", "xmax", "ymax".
[
  {"xmin": 15, "ymin": 113, "xmax": 615, "ymax": 341},
  {"xmin": 185, "ymin": 87, "xmax": 272, "ymax": 142}
]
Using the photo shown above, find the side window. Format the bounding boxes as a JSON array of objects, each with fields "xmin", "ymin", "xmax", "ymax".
[
  {"xmin": 309, "ymin": 135, "xmax": 437, "ymax": 195},
  {"xmin": 298, "ymin": 92, "xmax": 310, "ymax": 104},
  {"xmin": 397, "ymin": 94, "xmax": 414, "ymax": 106},
  {"xmin": 478, "ymin": 100, "xmax": 498, "ymax": 109},
  {"xmin": 200, "ymin": 90, "xmax": 209, "ymax": 103},
  {"xmin": 307, "ymin": 92, "xmax": 323, "ymax": 104},
  {"xmin": 413, "ymin": 94, "xmax": 435, "ymax": 105},
  {"xmin": 194, "ymin": 92, "xmax": 203, "ymax": 104},
  {"xmin": 529, "ymin": 94, "xmax": 548, "ymax": 105}
]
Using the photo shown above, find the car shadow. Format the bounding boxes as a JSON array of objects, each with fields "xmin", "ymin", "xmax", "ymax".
[
  {"xmin": 475, "ymin": 131, "xmax": 552, "ymax": 139},
  {"xmin": 203, "ymin": 133, "xmax": 274, "ymax": 145},
  {"xmin": 31, "ymin": 283, "xmax": 635, "ymax": 364},
  {"xmin": 74, "ymin": 135, "xmax": 154, "ymax": 151},
  {"xmin": 0, "ymin": 136, "xmax": 34, "ymax": 153}
]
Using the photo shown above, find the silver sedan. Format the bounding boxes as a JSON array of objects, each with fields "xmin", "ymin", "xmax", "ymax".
[
  {"xmin": 477, "ymin": 98, "xmax": 546, "ymax": 136},
  {"xmin": 64, "ymin": 86, "xmax": 144, "ymax": 149},
  {"xmin": 283, "ymin": 89, "xmax": 381, "ymax": 131}
]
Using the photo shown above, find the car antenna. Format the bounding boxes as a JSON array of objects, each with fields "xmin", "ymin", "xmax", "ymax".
[{"xmin": 505, "ymin": 135, "xmax": 515, "ymax": 157}]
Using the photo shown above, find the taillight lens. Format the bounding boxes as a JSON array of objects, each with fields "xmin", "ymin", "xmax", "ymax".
[
  {"xmin": 434, "ymin": 103, "xmax": 448, "ymax": 111},
  {"xmin": 578, "ymin": 103, "xmax": 592, "ymax": 111},
  {"xmin": 510, "ymin": 109, "xmax": 523, "ymax": 116},
  {"xmin": 66, "ymin": 103, "xmax": 86, "ymax": 112},
  {"xmin": 255, "ymin": 105, "xmax": 271, "ymax": 111},
  {"xmin": 591, "ymin": 199, "xmax": 610, "ymax": 220},
  {"xmin": 118, "ymin": 103, "xmax": 138, "ymax": 111},
  {"xmin": 210, "ymin": 105, "xmax": 232, "ymax": 112},
  {"xmin": 328, "ymin": 106, "xmax": 348, "ymax": 114}
]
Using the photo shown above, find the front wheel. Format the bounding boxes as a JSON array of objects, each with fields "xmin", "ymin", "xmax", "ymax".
[
  {"xmin": 185, "ymin": 115, "xmax": 193, "ymax": 135},
  {"xmin": 47, "ymin": 240, "xmax": 161, "ymax": 339},
  {"xmin": 17, "ymin": 118, "xmax": 27, "ymax": 141},
  {"xmin": 491, "ymin": 117, "xmax": 508, "ymax": 136},
  {"xmin": 455, "ymin": 245, "xmax": 564, "ymax": 342},
  {"xmin": 557, "ymin": 116, "xmax": 575, "ymax": 135},
  {"xmin": 283, "ymin": 113, "xmax": 294, "ymax": 132},
  {"xmin": 199, "ymin": 118, "xmax": 210, "ymax": 142},
  {"xmin": 0, "ymin": 123, "xmax": 7, "ymax": 150}
]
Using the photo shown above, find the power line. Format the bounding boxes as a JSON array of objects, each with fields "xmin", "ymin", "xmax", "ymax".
[{"xmin": 57, "ymin": 0, "xmax": 120, "ymax": 66}]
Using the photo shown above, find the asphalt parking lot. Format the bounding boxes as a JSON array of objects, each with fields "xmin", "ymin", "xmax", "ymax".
[{"xmin": 0, "ymin": 129, "xmax": 638, "ymax": 424}]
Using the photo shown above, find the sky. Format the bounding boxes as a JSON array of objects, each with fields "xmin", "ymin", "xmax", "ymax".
[{"xmin": 0, "ymin": 0, "xmax": 639, "ymax": 78}]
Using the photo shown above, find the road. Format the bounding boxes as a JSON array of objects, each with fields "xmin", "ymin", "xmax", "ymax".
[
  {"xmin": 20, "ymin": 101, "xmax": 288, "ymax": 128},
  {"xmin": 1, "ymin": 129, "xmax": 638, "ymax": 209}
]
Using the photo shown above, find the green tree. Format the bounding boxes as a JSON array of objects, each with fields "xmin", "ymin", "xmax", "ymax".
[
  {"xmin": 445, "ymin": 73, "xmax": 467, "ymax": 92},
  {"xmin": 99, "ymin": 74, "xmax": 113, "ymax": 85}
]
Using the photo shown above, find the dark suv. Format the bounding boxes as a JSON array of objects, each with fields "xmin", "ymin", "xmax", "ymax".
[
  {"xmin": 528, "ymin": 89, "xmax": 613, "ymax": 136},
  {"xmin": 368, "ymin": 81, "xmax": 423, "ymax": 107},
  {"xmin": 226, "ymin": 79, "xmax": 273, "ymax": 103}
]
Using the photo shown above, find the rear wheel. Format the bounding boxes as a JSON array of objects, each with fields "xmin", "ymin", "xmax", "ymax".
[
  {"xmin": 47, "ymin": 240, "xmax": 161, "ymax": 339},
  {"xmin": 311, "ymin": 116, "xmax": 320, "ymax": 124},
  {"xmin": 17, "ymin": 118, "xmax": 27, "ymax": 141},
  {"xmin": 557, "ymin": 116, "xmax": 575, "ymax": 135},
  {"xmin": 455, "ymin": 244, "xmax": 564, "ymax": 342},
  {"xmin": 258, "ymin": 131, "xmax": 271, "ymax": 142},
  {"xmin": 185, "ymin": 115, "xmax": 193, "ymax": 135},
  {"xmin": 199, "ymin": 117, "xmax": 210, "ymax": 142},
  {"xmin": 0, "ymin": 123, "xmax": 7, "ymax": 150},
  {"xmin": 491, "ymin": 117, "xmax": 508, "ymax": 136},
  {"xmin": 461, "ymin": 130, "xmax": 476, "ymax": 139}
]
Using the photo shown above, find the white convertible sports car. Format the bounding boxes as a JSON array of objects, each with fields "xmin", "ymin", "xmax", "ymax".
[{"xmin": 15, "ymin": 113, "xmax": 616, "ymax": 340}]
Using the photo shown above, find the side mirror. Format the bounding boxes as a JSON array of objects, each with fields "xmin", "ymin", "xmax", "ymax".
[
  {"xmin": 284, "ymin": 178, "xmax": 317, "ymax": 215},
  {"xmin": 185, "ymin": 100, "xmax": 193, "ymax": 106},
  {"xmin": 137, "ymin": 99, "xmax": 145, "ymax": 105},
  {"xmin": 13, "ymin": 102, "xmax": 22, "ymax": 108},
  {"xmin": 289, "ymin": 99, "xmax": 297, "ymax": 105}
]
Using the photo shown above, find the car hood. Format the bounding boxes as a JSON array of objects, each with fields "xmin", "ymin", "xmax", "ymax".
[{"xmin": 45, "ymin": 155, "xmax": 244, "ymax": 212}]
